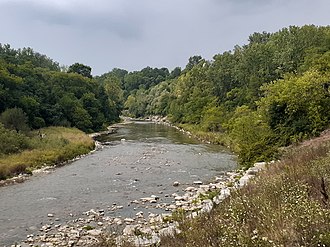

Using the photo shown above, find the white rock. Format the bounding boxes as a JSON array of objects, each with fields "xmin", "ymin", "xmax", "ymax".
[
  {"xmin": 114, "ymin": 218, "xmax": 123, "ymax": 225},
  {"xmin": 173, "ymin": 181, "xmax": 180, "ymax": 187},
  {"xmin": 201, "ymin": 199, "xmax": 213, "ymax": 213},
  {"xmin": 136, "ymin": 211, "xmax": 144, "ymax": 218},
  {"xmin": 167, "ymin": 204, "xmax": 177, "ymax": 210},
  {"xmin": 238, "ymin": 174, "xmax": 254, "ymax": 187},
  {"xmin": 150, "ymin": 195, "xmax": 159, "ymax": 200},
  {"xmin": 159, "ymin": 225, "xmax": 178, "ymax": 237},
  {"xmin": 140, "ymin": 197, "xmax": 154, "ymax": 202},
  {"xmin": 26, "ymin": 237, "xmax": 34, "ymax": 242},
  {"xmin": 174, "ymin": 196, "xmax": 185, "ymax": 201},
  {"xmin": 193, "ymin": 181, "xmax": 203, "ymax": 185},
  {"xmin": 87, "ymin": 229, "xmax": 102, "ymax": 236},
  {"xmin": 148, "ymin": 213, "xmax": 156, "ymax": 218},
  {"xmin": 221, "ymin": 187, "xmax": 231, "ymax": 197},
  {"xmin": 124, "ymin": 218, "xmax": 135, "ymax": 223},
  {"xmin": 199, "ymin": 185, "xmax": 210, "ymax": 191},
  {"xmin": 123, "ymin": 225, "xmax": 138, "ymax": 235},
  {"xmin": 184, "ymin": 186, "xmax": 196, "ymax": 192}
]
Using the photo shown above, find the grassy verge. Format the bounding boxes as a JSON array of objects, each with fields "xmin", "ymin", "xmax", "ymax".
[
  {"xmin": 0, "ymin": 126, "xmax": 94, "ymax": 180},
  {"xmin": 177, "ymin": 123, "xmax": 231, "ymax": 147},
  {"xmin": 160, "ymin": 139, "xmax": 330, "ymax": 246}
]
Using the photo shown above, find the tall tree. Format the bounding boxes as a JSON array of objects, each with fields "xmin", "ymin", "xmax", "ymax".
[{"xmin": 67, "ymin": 63, "xmax": 92, "ymax": 78}]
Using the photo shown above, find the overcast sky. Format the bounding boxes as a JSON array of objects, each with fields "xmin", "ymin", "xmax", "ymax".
[{"xmin": 0, "ymin": 0, "xmax": 329, "ymax": 75}]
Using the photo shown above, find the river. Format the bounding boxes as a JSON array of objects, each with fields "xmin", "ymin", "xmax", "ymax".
[{"xmin": 0, "ymin": 121, "xmax": 236, "ymax": 246}]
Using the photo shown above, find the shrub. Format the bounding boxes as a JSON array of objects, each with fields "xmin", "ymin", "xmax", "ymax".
[
  {"xmin": 160, "ymin": 141, "xmax": 330, "ymax": 246},
  {"xmin": 0, "ymin": 123, "xmax": 29, "ymax": 155},
  {"xmin": 0, "ymin": 107, "xmax": 29, "ymax": 132}
]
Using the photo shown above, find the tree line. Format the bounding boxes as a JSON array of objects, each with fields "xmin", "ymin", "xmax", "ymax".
[
  {"xmin": 120, "ymin": 25, "xmax": 330, "ymax": 166},
  {"xmin": 1, "ymin": 25, "xmax": 330, "ymax": 166},
  {"xmin": 0, "ymin": 44, "xmax": 123, "ymax": 134}
]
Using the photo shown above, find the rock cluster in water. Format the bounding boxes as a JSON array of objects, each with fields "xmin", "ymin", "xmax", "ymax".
[{"xmin": 15, "ymin": 161, "xmax": 269, "ymax": 247}]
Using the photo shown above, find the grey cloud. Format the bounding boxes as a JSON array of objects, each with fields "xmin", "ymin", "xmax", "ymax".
[
  {"xmin": 0, "ymin": 0, "xmax": 144, "ymax": 39},
  {"xmin": 0, "ymin": 0, "xmax": 329, "ymax": 75}
]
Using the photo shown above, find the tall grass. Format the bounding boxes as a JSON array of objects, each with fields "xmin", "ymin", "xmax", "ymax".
[
  {"xmin": 178, "ymin": 123, "xmax": 231, "ymax": 146},
  {"xmin": 160, "ymin": 141, "xmax": 330, "ymax": 246},
  {"xmin": 0, "ymin": 127, "xmax": 94, "ymax": 180}
]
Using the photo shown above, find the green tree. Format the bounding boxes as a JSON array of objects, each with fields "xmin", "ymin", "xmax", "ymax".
[
  {"xmin": 184, "ymin": 55, "xmax": 203, "ymax": 71},
  {"xmin": 67, "ymin": 63, "xmax": 92, "ymax": 78},
  {"xmin": 258, "ymin": 69, "xmax": 330, "ymax": 144},
  {"xmin": 0, "ymin": 123, "xmax": 29, "ymax": 155},
  {"xmin": 124, "ymin": 89, "xmax": 148, "ymax": 118},
  {"xmin": 226, "ymin": 106, "xmax": 276, "ymax": 166},
  {"xmin": 169, "ymin": 67, "xmax": 182, "ymax": 79},
  {"xmin": 0, "ymin": 108, "xmax": 29, "ymax": 132}
]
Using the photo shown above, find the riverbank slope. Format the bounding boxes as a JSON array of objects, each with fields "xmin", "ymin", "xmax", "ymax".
[
  {"xmin": 0, "ymin": 126, "xmax": 94, "ymax": 185},
  {"xmin": 158, "ymin": 129, "xmax": 330, "ymax": 246}
]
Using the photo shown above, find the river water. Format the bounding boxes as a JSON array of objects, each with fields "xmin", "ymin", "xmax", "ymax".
[{"xmin": 0, "ymin": 121, "xmax": 236, "ymax": 246}]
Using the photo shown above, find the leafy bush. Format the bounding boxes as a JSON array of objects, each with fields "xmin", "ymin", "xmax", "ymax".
[
  {"xmin": 0, "ymin": 123, "xmax": 29, "ymax": 155},
  {"xmin": 259, "ymin": 70, "xmax": 330, "ymax": 144},
  {"xmin": 160, "ymin": 141, "xmax": 330, "ymax": 247},
  {"xmin": 0, "ymin": 126, "xmax": 94, "ymax": 180},
  {"xmin": 226, "ymin": 106, "xmax": 278, "ymax": 167},
  {"xmin": 0, "ymin": 107, "xmax": 29, "ymax": 132}
]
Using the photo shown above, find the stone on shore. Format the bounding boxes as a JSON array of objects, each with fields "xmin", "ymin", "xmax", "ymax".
[{"xmin": 173, "ymin": 181, "xmax": 180, "ymax": 187}]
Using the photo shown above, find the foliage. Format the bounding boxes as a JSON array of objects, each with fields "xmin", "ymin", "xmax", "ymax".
[
  {"xmin": 160, "ymin": 142, "xmax": 330, "ymax": 247},
  {"xmin": 0, "ymin": 47, "xmax": 123, "ymax": 132},
  {"xmin": 258, "ymin": 70, "xmax": 330, "ymax": 145},
  {"xmin": 0, "ymin": 123, "xmax": 30, "ymax": 156},
  {"xmin": 0, "ymin": 44, "xmax": 60, "ymax": 71},
  {"xmin": 67, "ymin": 62, "xmax": 93, "ymax": 78},
  {"xmin": 124, "ymin": 89, "xmax": 148, "ymax": 118},
  {"xmin": 226, "ymin": 106, "xmax": 277, "ymax": 166},
  {"xmin": 1, "ymin": 25, "xmax": 330, "ymax": 167},
  {"xmin": 0, "ymin": 127, "xmax": 94, "ymax": 180},
  {"xmin": 0, "ymin": 107, "xmax": 29, "ymax": 132},
  {"xmin": 123, "ymin": 24, "xmax": 330, "ymax": 167}
]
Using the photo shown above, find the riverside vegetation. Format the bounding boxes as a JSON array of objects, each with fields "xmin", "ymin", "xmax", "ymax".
[
  {"xmin": 1, "ymin": 24, "xmax": 330, "ymax": 246},
  {"xmin": 0, "ymin": 125, "xmax": 94, "ymax": 181},
  {"xmin": 158, "ymin": 134, "xmax": 330, "ymax": 246}
]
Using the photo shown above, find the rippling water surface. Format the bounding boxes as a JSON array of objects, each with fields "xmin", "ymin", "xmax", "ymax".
[{"xmin": 0, "ymin": 121, "xmax": 236, "ymax": 245}]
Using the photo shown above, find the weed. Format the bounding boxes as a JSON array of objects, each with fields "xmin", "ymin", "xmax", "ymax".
[
  {"xmin": 0, "ymin": 127, "xmax": 94, "ymax": 181},
  {"xmin": 159, "ymin": 140, "xmax": 330, "ymax": 246},
  {"xmin": 83, "ymin": 225, "xmax": 95, "ymax": 231}
]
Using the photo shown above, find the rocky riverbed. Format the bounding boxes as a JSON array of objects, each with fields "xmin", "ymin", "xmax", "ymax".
[
  {"xmin": 2, "ymin": 121, "xmax": 237, "ymax": 246},
  {"xmin": 12, "ymin": 161, "xmax": 268, "ymax": 247}
]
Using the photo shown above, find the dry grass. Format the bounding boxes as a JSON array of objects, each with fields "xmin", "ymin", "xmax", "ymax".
[
  {"xmin": 160, "ymin": 139, "xmax": 330, "ymax": 246},
  {"xmin": 0, "ymin": 127, "xmax": 94, "ymax": 180},
  {"xmin": 89, "ymin": 233, "xmax": 136, "ymax": 247}
]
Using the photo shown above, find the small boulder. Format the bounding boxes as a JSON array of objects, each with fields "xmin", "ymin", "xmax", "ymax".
[
  {"xmin": 173, "ymin": 181, "xmax": 180, "ymax": 187},
  {"xmin": 87, "ymin": 229, "xmax": 102, "ymax": 236}
]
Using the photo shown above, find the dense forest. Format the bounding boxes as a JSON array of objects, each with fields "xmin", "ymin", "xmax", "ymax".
[
  {"xmin": 118, "ymin": 25, "xmax": 330, "ymax": 166},
  {"xmin": 0, "ymin": 44, "xmax": 123, "ymax": 133},
  {"xmin": 1, "ymin": 25, "xmax": 330, "ymax": 167}
]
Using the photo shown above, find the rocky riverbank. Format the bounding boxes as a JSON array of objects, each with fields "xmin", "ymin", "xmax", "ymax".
[
  {"xmin": 0, "ymin": 144, "xmax": 100, "ymax": 189},
  {"xmin": 13, "ymin": 161, "xmax": 269, "ymax": 247},
  {"xmin": 0, "ymin": 123, "xmax": 123, "ymax": 188}
]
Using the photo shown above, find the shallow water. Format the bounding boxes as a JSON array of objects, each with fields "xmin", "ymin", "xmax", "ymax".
[{"xmin": 0, "ymin": 122, "xmax": 236, "ymax": 245}]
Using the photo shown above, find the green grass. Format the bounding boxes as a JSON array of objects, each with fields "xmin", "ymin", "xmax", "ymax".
[
  {"xmin": 160, "ymin": 140, "xmax": 330, "ymax": 247},
  {"xmin": 0, "ymin": 126, "xmax": 94, "ymax": 180},
  {"xmin": 178, "ymin": 123, "xmax": 231, "ymax": 147}
]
